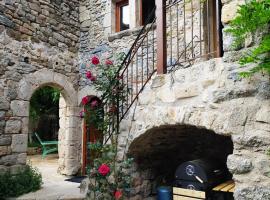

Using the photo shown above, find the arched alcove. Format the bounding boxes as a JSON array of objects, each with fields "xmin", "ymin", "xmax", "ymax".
[{"xmin": 128, "ymin": 125, "xmax": 234, "ymax": 199}]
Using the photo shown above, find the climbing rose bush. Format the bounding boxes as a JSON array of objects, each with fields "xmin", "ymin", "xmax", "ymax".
[{"xmin": 81, "ymin": 53, "xmax": 133, "ymax": 200}]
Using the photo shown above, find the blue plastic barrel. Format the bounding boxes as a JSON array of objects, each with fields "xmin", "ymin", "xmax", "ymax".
[{"xmin": 157, "ymin": 186, "xmax": 172, "ymax": 200}]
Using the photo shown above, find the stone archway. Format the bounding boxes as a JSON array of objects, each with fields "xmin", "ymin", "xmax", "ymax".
[{"xmin": 14, "ymin": 68, "xmax": 81, "ymax": 175}]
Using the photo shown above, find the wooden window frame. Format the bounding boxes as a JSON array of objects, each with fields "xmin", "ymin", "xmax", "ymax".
[
  {"xmin": 203, "ymin": 0, "xmax": 222, "ymax": 58},
  {"xmin": 115, "ymin": 0, "xmax": 129, "ymax": 32}
]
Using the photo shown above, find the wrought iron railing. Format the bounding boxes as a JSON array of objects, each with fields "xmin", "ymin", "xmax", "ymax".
[
  {"xmin": 166, "ymin": 0, "xmax": 222, "ymax": 72},
  {"xmin": 103, "ymin": 7, "xmax": 157, "ymax": 144},
  {"xmin": 103, "ymin": 0, "xmax": 222, "ymax": 144}
]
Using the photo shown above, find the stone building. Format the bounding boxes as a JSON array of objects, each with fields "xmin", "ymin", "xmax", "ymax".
[{"xmin": 0, "ymin": 0, "xmax": 270, "ymax": 199}]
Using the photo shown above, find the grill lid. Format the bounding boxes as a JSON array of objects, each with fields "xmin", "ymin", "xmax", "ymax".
[{"xmin": 175, "ymin": 159, "xmax": 227, "ymax": 185}]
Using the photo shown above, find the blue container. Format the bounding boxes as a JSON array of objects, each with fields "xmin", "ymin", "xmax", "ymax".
[{"xmin": 157, "ymin": 186, "xmax": 172, "ymax": 200}]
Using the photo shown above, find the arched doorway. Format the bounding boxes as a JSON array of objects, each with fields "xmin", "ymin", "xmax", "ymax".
[
  {"xmin": 16, "ymin": 69, "xmax": 81, "ymax": 175},
  {"xmin": 128, "ymin": 125, "xmax": 234, "ymax": 199}
]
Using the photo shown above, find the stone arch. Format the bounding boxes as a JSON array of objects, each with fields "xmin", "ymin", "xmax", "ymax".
[
  {"xmin": 126, "ymin": 123, "xmax": 234, "ymax": 199},
  {"xmin": 14, "ymin": 68, "xmax": 81, "ymax": 175}
]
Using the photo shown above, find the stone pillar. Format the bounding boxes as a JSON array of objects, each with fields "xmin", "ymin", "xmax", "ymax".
[
  {"xmin": 58, "ymin": 94, "xmax": 67, "ymax": 174},
  {"xmin": 58, "ymin": 94, "xmax": 82, "ymax": 175}
]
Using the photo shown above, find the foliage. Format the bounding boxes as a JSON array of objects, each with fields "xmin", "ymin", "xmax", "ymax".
[
  {"xmin": 30, "ymin": 86, "xmax": 60, "ymax": 121},
  {"xmin": 226, "ymin": 0, "xmax": 270, "ymax": 77},
  {"xmin": 88, "ymin": 145, "xmax": 133, "ymax": 199},
  {"xmin": 81, "ymin": 54, "xmax": 133, "ymax": 199},
  {"xmin": 0, "ymin": 165, "xmax": 42, "ymax": 199}
]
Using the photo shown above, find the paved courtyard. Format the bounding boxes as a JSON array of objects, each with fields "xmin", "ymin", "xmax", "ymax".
[{"xmin": 16, "ymin": 154, "xmax": 87, "ymax": 200}]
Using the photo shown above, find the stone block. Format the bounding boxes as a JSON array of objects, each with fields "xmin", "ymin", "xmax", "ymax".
[
  {"xmin": 21, "ymin": 117, "xmax": 29, "ymax": 134},
  {"xmin": 0, "ymin": 146, "xmax": 10, "ymax": 156},
  {"xmin": 0, "ymin": 120, "xmax": 5, "ymax": 134},
  {"xmin": 63, "ymin": 158, "xmax": 80, "ymax": 175},
  {"xmin": 65, "ymin": 128, "xmax": 79, "ymax": 141},
  {"xmin": 17, "ymin": 79, "xmax": 33, "ymax": 101},
  {"xmin": 10, "ymin": 100, "xmax": 29, "ymax": 117},
  {"xmin": 0, "ymin": 97, "xmax": 9, "ymax": 110},
  {"xmin": 156, "ymin": 87, "xmax": 175, "ymax": 103},
  {"xmin": 65, "ymin": 145, "xmax": 78, "ymax": 159},
  {"xmin": 80, "ymin": 10, "xmax": 90, "ymax": 22},
  {"xmin": 221, "ymin": 0, "xmax": 245, "ymax": 24},
  {"xmin": 234, "ymin": 186, "xmax": 270, "ymax": 200},
  {"xmin": 174, "ymin": 84, "xmax": 199, "ymax": 99},
  {"xmin": 151, "ymin": 75, "xmax": 165, "ymax": 88},
  {"xmin": 5, "ymin": 119, "xmax": 21, "ymax": 134},
  {"xmin": 53, "ymin": 32, "xmax": 65, "ymax": 43},
  {"xmin": 256, "ymin": 104, "xmax": 270, "ymax": 124},
  {"xmin": 0, "ymin": 154, "xmax": 18, "ymax": 165},
  {"xmin": 227, "ymin": 154, "xmax": 253, "ymax": 174},
  {"xmin": 201, "ymin": 79, "xmax": 215, "ymax": 88},
  {"xmin": 0, "ymin": 15, "xmax": 15, "ymax": 28},
  {"xmin": 138, "ymin": 90, "xmax": 154, "ymax": 105},
  {"xmin": 17, "ymin": 153, "xmax": 27, "ymax": 164},
  {"xmin": 0, "ymin": 135, "xmax": 12, "ymax": 146},
  {"xmin": 11, "ymin": 134, "xmax": 27, "ymax": 153}
]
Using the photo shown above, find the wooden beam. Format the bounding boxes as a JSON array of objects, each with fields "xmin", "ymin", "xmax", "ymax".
[
  {"xmin": 156, "ymin": 0, "xmax": 167, "ymax": 74},
  {"xmin": 82, "ymin": 120, "xmax": 87, "ymax": 175}
]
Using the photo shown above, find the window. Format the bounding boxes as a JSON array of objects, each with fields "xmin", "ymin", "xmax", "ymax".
[
  {"xmin": 141, "ymin": 0, "xmax": 155, "ymax": 25},
  {"xmin": 116, "ymin": 0, "xmax": 130, "ymax": 32}
]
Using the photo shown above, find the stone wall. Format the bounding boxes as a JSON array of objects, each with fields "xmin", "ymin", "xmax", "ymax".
[
  {"xmin": 78, "ymin": 0, "xmax": 270, "ymax": 199},
  {"xmin": 0, "ymin": 0, "xmax": 81, "ymax": 175},
  {"xmin": 116, "ymin": 57, "xmax": 270, "ymax": 199}
]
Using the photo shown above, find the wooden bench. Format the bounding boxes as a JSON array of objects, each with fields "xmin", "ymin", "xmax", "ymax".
[
  {"xmin": 173, "ymin": 187, "xmax": 206, "ymax": 200},
  {"xmin": 34, "ymin": 132, "xmax": 58, "ymax": 158},
  {"xmin": 212, "ymin": 180, "xmax": 235, "ymax": 193},
  {"xmin": 173, "ymin": 180, "xmax": 235, "ymax": 200}
]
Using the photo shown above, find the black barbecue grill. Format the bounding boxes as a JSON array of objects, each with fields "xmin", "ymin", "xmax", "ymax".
[
  {"xmin": 173, "ymin": 159, "xmax": 234, "ymax": 200},
  {"xmin": 175, "ymin": 159, "xmax": 227, "ymax": 191}
]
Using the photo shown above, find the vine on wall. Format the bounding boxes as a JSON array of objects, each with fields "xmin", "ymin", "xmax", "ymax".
[{"xmin": 226, "ymin": 0, "xmax": 270, "ymax": 77}]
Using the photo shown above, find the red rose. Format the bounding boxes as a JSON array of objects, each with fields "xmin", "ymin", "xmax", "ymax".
[
  {"xmin": 86, "ymin": 71, "xmax": 92, "ymax": 79},
  {"xmin": 81, "ymin": 96, "xmax": 89, "ymax": 105},
  {"xmin": 114, "ymin": 190, "xmax": 122, "ymax": 199},
  {"xmin": 91, "ymin": 56, "xmax": 100, "ymax": 65},
  {"xmin": 90, "ymin": 100, "xmax": 98, "ymax": 108},
  {"xmin": 98, "ymin": 164, "xmax": 110, "ymax": 176},
  {"xmin": 90, "ymin": 76, "xmax": 96, "ymax": 82},
  {"xmin": 105, "ymin": 59, "xmax": 113, "ymax": 65}
]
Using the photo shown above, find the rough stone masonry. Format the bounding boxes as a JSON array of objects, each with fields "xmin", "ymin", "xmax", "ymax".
[
  {"xmin": 78, "ymin": 0, "xmax": 270, "ymax": 199},
  {"xmin": 0, "ymin": 0, "xmax": 81, "ymax": 175},
  {"xmin": 0, "ymin": 0, "xmax": 269, "ymax": 199}
]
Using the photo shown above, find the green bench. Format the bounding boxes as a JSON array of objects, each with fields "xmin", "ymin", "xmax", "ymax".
[{"xmin": 34, "ymin": 132, "xmax": 58, "ymax": 158}]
